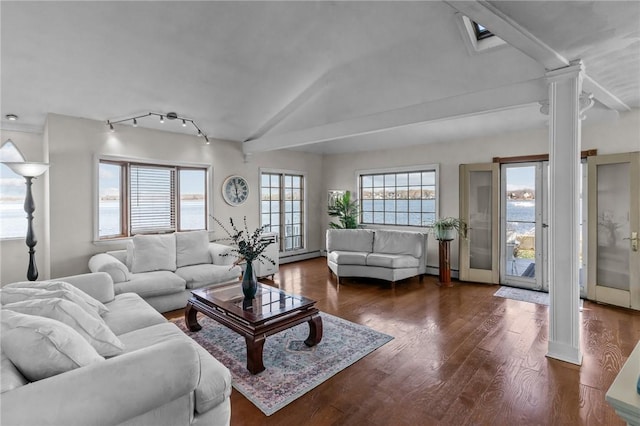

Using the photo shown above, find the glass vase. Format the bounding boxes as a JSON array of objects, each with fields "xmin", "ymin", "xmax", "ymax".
[{"xmin": 242, "ymin": 261, "xmax": 258, "ymax": 299}]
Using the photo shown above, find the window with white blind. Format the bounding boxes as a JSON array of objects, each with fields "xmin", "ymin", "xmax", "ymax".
[
  {"xmin": 98, "ymin": 159, "xmax": 207, "ymax": 239},
  {"xmin": 260, "ymin": 171, "xmax": 305, "ymax": 252}
]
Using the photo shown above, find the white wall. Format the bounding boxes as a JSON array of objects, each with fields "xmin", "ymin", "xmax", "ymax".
[
  {"xmin": 2, "ymin": 109, "xmax": 638, "ymax": 282},
  {"xmin": 45, "ymin": 113, "xmax": 324, "ymax": 278},
  {"xmin": 322, "ymin": 109, "xmax": 640, "ymax": 270}
]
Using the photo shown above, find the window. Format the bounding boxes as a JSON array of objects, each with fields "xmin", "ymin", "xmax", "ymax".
[
  {"xmin": 473, "ymin": 22, "xmax": 494, "ymax": 40},
  {"xmin": 0, "ymin": 141, "xmax": 27, "ymax": 239},
  {"xmin": 359, "ymin": 166, "xmax": 438, "ymax": 227},
  {"xmin": 260, "ymin": 171, "xmax": 305, "ymax": 252},
  {"xmin": 98, "ymin": 159, "xmax": 207, "ymax": 239}
]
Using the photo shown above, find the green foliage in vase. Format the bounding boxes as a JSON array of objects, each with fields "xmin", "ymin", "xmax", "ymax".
[
  {"xmin": 327, "ymin": 191, "xmax": 359, "ymax": 229},
  {"xmin": 212, "ymin": 216, "xmax": 275, "ymax": 265}
]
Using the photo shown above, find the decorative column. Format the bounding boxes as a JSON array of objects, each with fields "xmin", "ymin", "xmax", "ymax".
[{"xmin": 545, "ymin": 60, "xmax": 592, "ymax": 365}]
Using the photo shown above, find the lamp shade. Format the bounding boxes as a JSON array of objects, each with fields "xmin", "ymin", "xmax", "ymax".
[{"xmin": 2, "ymin": 162, "xmax": 49, "ymax": 177}]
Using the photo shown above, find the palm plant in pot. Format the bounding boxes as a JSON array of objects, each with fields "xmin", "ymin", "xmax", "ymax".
[
  {"xmin": 327, "ymin": 190, "xmax": 359, "ymax": 229},
  {"xmin": 431, "ymin": 217, "xmax": 467, "ymax": 241}
]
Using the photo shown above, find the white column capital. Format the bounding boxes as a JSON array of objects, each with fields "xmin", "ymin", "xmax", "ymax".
[{"xmin": 546, "ymin": 60, "xmax": 585, "ymax": 84}]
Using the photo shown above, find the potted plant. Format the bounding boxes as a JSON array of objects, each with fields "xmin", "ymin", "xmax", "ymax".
[
  {"xmin": 327, "ymin": 190, "xmax": 359, "ymax": 229},
  {"xmin": 431, "ymin": 217, "xmax": 467, "ymax": 241},
  {"xmin": 211, "ymin": 216, "xmax": 275, "ymax": 300}
]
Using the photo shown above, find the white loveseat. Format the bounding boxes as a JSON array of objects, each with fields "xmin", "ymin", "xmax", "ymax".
[
  {"xmin": 0, "ymin": 272, "xmax": 232, "ymax": 426},
  {"xmin": 326, "ymin": 228, "xmax": 428, "ymax": 285},
  {"xmin": 89, "ymin": 231, "xmax": 241, "ymax": 313}
]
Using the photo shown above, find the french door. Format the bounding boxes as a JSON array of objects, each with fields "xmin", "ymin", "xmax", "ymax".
[
  {"xmin": 459, "ymin": 163, "xmax": 499, "ymax": 283},
  {"xmin": 500, "ymin": 162, "xmax": 546, "ymax": 291},
  {"xmin": 587, "ymin": 152, "xmax": 640, "ymax": 309}
]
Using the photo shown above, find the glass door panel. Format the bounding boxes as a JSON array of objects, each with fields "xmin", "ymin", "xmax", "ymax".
[
  {"xmin": 588, "ymin": 153, "xmax": 640, "ymax": 309},
  {"xmin": 596, "ymin": 163, "xmax": 630, "ymax": 291},
  {"xmin": 504, "ymin": 165, "xmax": 537, "ymax": 282},
  {"xmin": 469, "ymin": 171, "xmax": 493, "ymax": 271}
]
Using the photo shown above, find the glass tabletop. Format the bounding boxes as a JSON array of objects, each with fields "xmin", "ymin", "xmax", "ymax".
[{"xmin": 191, "ymin": 282, "xmax": 316, "ymax": 323}]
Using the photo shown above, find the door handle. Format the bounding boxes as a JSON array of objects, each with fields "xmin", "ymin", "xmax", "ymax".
[{"xmin": 623, "ymin": 231, "xmax": 638, "ymax": 252}]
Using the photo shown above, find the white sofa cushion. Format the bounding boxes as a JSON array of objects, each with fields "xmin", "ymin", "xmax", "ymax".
[
  {"xmin": 115, "ymin": 271, "xmax": 186, "ymax": 298},
  {"xmin": 373, "ymin": 229, "xmax": 424, "ymax": 257},
  {"xmin": 326, "ymin": 229, "xmax": 374, "ymax": 253},
  {"xmin": 129, "ymin": 234, "xmax": 177, "ymax": 273},
  {"xmin": 101, "ymin": 293, "xmax": 167, "ymax": 336},
  {"xmin": 175, "ymin": 264, "xmax": 242, "ymax": 289},
  {"xmin": 117, "ymin": 322, "xmax": 232, "ymax": 414},
  {"xmin": 1, "ymin": 352, "xmax": 27, "ymax": 392},
  {"xmin": 366, "ymin": 253, "xmax": 420, "ymax": 269},
  {"xmin": 4, "ymin": 298, "xmax": 124, "ymax": 357},
  {"xmin": 0, "ymin": 287, "xmax": 103, "ymax": 321},
  {"xmin": 1, "ymin": 310, "xmax": 104, "ymax": 382},
  {"xmin": 176, "ymin": 230, "xmax": 211, "ymax": 268},
  {"xmin": 327, "ymin": 251, "xmax": 369, "ymax": 266},
  {"xmin": 4, "ymin": 280, "xmax": 109, "ymax": 316}
]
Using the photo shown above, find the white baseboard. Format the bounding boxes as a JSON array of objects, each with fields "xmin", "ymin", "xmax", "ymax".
[{"xmin": 280, "ymin": 251, "xmax": 322, "ymax": 264}]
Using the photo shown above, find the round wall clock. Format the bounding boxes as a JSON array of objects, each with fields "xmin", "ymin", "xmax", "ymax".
[{"xmin": 222, "ymin": 175, "xmax": 249, "ymax": 206}]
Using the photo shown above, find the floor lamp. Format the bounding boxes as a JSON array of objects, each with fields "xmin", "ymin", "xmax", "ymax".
[{"xmin": 3, "ymin": 162, "xmax": 49, "ymax": 281}]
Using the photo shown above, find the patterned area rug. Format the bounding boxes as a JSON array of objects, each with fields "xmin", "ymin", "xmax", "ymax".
[
  {"xmin": 173, "ymin": 312, "xmax": 393, "ymax": 416},
  {"xmin": 494, "ymin": 286, "xmax": 550, "ymax": 305}
]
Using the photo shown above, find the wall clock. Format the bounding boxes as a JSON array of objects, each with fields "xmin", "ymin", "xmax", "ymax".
[{"xmin": 222, "ymin": 175, "xmax": 249, "ymax": 206}]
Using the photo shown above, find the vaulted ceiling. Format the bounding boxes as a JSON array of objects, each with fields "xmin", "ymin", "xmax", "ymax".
[{"xmin": 1, "ymin": 1, "xmax": 638, "ymax": 154}]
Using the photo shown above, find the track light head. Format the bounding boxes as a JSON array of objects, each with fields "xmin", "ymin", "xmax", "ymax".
[
  {"xmin": 182, "ymin": 119, "xmax": 187, "ymax": 127},
  {"xmin": 159, "ymin": 115, "xmax": 164, "ymax": 123},
  {"xmin": 197, "ymin": 129, "xmax": 202, "ymax": 137},
  {"xmin": 108, "ymin": 122, "xmax": 114, "ymax": 132},
  {"xmin": 133, "ymin": 118, "xmax": 138, "ymax": 127}
]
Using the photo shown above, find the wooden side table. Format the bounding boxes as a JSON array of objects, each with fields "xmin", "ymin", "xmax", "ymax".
[{"xmin": 438, "ymin": 239, "xmax": 453, "ymax": 287}]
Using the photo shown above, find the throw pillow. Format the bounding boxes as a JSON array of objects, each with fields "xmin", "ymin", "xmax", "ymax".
[
  {"xmin": 4, "ymin": 280, "xmax": 109, "ymax": 316},
  {"xmin": 129, "ymin": 233, "xmax": 177, "ymax": 273},
  {"xmin": 0, "ymin": 288, "xmax": 102, "ymax": 321},
  {"xmin": 176, "ymin": 230, "xmax": 211, "ymax": 268},
  {"xmin": 4, "ymin": 298, "xmax": 124, "ymax": 357},
  {"xmin": 1, "ymin": 352, "xmax": 28, "ymax": 392},
  {"xmin": 1, "ymin": 310, "xmax": 104, "ymax": 382}
]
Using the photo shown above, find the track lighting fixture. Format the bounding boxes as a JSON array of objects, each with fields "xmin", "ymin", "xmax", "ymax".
[{"xmin": 105, "ymin": 112, "xmax": 211, "ymax": 143}]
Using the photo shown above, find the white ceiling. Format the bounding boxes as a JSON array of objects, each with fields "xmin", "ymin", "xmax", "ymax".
[{"xmin": 1, "ymin": 1, "xmax": 638, "ymax": 154}]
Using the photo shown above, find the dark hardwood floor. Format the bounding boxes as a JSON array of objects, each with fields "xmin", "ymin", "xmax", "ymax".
[{"xmin": 167, "ymin": 257, "xmax": 640, "ymax": 425}]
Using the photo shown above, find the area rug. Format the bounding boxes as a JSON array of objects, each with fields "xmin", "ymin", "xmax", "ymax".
[
  {"xmin": 173, "ymin": 312, "xmax": 393, "ymax": 416},
  {"xmin": 494, "ymin": 286, "xmax": 550, "ymax": 305}
]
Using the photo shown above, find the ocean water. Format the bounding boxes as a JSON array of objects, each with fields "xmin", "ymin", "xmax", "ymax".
[{"xmin": 1, "ymin": 199, "xmax": 538, "ymax": 238}]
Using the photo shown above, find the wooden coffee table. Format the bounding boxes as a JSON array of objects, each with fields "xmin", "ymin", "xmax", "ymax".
[{"xmin": 185, "ymin": 282, "xmax": 323, "ymax": 374}]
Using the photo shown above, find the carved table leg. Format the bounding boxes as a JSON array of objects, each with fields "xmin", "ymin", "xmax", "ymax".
[
  {"xmin": 304, "ymin": 313, "xmax": 323, "ymax": 347},
  {"xmin": 245, "ymin": 335, "xmax": 266, "ymax": 374},
  {"xmin": 185, "ymin": 301, "xmax": 202, "ymax": 332}
]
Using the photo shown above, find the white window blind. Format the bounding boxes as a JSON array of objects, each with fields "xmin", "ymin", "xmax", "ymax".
[{"xmin": 130, "ymin": 164, "xmax": 176, "ymax": 234}]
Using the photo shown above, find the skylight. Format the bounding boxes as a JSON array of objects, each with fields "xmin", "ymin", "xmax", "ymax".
[
  {"xmin": 473, "ymin": 22, "xmax": 494, "ymax": 40},
  {"xmin": 456, "ymin": 14, "xmax": 506, "ymax": 54}
]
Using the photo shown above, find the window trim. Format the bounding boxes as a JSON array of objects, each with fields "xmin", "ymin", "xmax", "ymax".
[
  {"xmin": 259, "ymin": 167, "xmax": 308, "ymax": 255},
  {"xmin": 356, "ymin": 164, "xmax": 439, "ymax": 230},
  {"xmin": 94, "ymin": 154, "xmax": 212, "ymax": 242}
]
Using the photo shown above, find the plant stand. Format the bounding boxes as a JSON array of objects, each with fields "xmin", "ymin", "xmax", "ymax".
[{"xmin": 438, "ymin": 239, "xmax": 453, "ymax": 287}]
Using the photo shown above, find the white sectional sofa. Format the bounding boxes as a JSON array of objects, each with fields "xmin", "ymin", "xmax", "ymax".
[
  {"xmin": 0, "ymin": 272, "xmax": 232, "ymax": 426},
  {"xmin": 326, "ymin": 228, "xmax": 428, "ymax": 285},
  {"xmin": 89, "ymin": 230, "xmax": 241, "ymax": 313}
]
